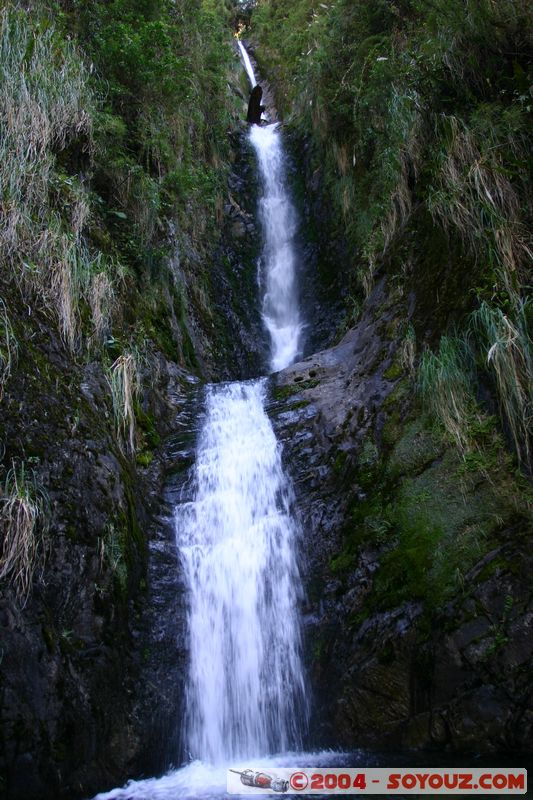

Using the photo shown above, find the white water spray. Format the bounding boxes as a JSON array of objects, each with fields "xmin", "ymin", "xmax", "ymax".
[
  {"xmin": 237, "ymin": 40, "xmax": 257, "ymax": 88},
  {"xmin": 239, "ymin": 39, "xmax": 303, "ymax": 372},
  {"xmin": 179, "ymin": 380, "xmax": 306, "ymax": 763},
  {"xmin": 175, "ymin": 42, "xmax": 306, "ymax": 770},
  {"xmin": 250, "ymin": 124, "xmax": 302, "ymax": 371},
  {"xmin": 178, "ymin": 42, "xmax": 307, "ymax": 768}
]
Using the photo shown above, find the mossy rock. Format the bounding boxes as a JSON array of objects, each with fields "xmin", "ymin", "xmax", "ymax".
[
  {"xmin": 383, "ymin": 359, "xmax": 403, "ymax": 381},
  {"xmin": 387, "ymin": 417, "xmax": 444, "ymax": 477},
  {"xmin": 382, "ymin": 378, "xmax": 411, "ymax": 411},
  {"xmin": 381, "ymin": 409, "xmax": 403, "ymax": 449},
  {"xmin": 330, "ymin": 548, "xmax": 357, "ymax": 575},
  {"xmin": 134, "ymin": 401, "xmax": 161, "ymax": 450},
  {"xmin": 397, "ymin": 447, "xmax": 500, "ymax": 541},
  {"xmin": 136, "ymin": 451, "xmax": 154, "ymax": 468},
  {"xmin": 271, "ymin": 378, "xmax": 319, "ymax": 402}
]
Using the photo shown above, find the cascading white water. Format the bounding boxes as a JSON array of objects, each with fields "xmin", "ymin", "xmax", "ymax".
[
  {"xmin": 250, "ymin": 124, "xmax": 302, "ymax": 372},
  {"xmin": 237, "ymin": 40, "xmax": 257, "ymax": 88},
  {"xmin": 178, "ymin": 42, "xmax": 306, "ymax": 768},
  {"xmin": 239, "ymin": 38, "xmax": 302, "ymax": 372},
  {"xmin": 178, "ymin": 380, "xmax": 306, "ymax": 763}
]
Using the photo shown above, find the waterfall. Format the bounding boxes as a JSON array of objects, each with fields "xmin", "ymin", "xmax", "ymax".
[
  {"xmin": 237, "ymin": 40, "xmax": 257, "ymax": 88},
  {"xmin": 178, "ymin": 380, "xmax": 306, "ymax": 763},
  {"xmin": 239, "ymin": 38, "xmax": 302, "ymax": 371},
  {"xmin": 179, "ymin": 45, "xmax": 307, "ymax": 761},
  {"xmin": 250, "ymin": 124, "xmax": 302, "ymax": 372},
  {"xmin": 94, "ymin": 41, "xmax": 308, "ymax": 800}
]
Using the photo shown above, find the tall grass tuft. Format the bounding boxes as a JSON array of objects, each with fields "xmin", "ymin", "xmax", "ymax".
[
  {"xmin": 470, "ymin": 301, "xmax": 532, "ymax": 464},
  {"xmin": 89, "ymin": 271, "xmax": 115, "ymax": 346},
  {"xmin": 400, "ymin": 323, "xmax": 416, "ymax": 377},
  {"xmin": 418, "ymin": 335, "xmax": 475, "ymax": 452},
  {"xmin": 379, "ymin": 89, "xmax": 423, "ymax": 256},
  {"xmin": 0, "ymin": 298, "xmax": 18, "ymax": 399},
  {"xmin": 98, "ymin": 523, "xmax": 128, "ymax": 592},
  {"xmin": 0, "ymin": 463, "xmax": 48, "ymax": 604},
  {"xmin": 0, "ymin": 7, "xmax": 93, "ymax": 255},
  {"xmin": 0, "ymin": 7, "xmax": 95, "ymax": 347},
  {"xmin": 108, "ymin": 352, "xmax": 141, "ymax": 454},
  {"xmin": 427, "ymin": 114, "xmax": 532, "ymax": 296}
]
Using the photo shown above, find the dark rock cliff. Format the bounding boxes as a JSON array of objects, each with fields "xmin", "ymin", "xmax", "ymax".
[
  {"xmin": 0, "ymin": 301, "xmax": 207, "ymax": 799},
  {"xmin": 269, "ymin": 274, "xmax": 532, "ymax": 755},
  {"xmin": 0, "ymin": 113, "xmax": 263, "ymax": 800}
]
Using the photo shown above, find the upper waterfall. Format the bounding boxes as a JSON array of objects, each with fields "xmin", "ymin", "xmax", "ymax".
[
  {"xmin": 250, "ymin": 124, "xmax": 303, "ymax": 371},
  {"xmin": 238, "ymin": 40, "xmax": 257, "ymax": 87},
  {"xmin": 239, "ymin": 40, "xmax": 303, "ymax": 372}
]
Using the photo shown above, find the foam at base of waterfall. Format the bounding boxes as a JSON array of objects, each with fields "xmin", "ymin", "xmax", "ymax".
[{"xmin": 93, "ymin": 751, "xmax": 351, "ymax": 800}]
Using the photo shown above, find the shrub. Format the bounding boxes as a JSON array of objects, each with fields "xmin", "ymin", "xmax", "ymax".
[
  {"xmin": 251, "ymin": 0, "xmax": 532, "ymax": 301},
  {"xmin": 470, "ymin": 301, "xmax": 532, "ymax": 464},
  {"xmin": 418, "ymin": 336, "xmax": 475, "ymax": 453},
  {"xmin": 0, "ymin": 463, "xmax": 48, "ymax": 604}
]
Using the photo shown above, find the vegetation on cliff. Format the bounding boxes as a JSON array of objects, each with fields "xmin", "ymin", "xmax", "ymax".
[
  {"xmin": 0, "ymin": 0, "xmax": 245, "ymax": 598},
  {"xmin": 251, "ymin": 0, "xmax": 532, "ymax": 465},
  {"xmin": 0, "ymin": 3, "xmax": 249, "ymax": 795},
  {"xmin": 253, "ymin": 0, "xmax": 532, "ymax": 748},
  {"xmin": 0, "ymin": 0, "xmax": 244, "ymax": 371}
]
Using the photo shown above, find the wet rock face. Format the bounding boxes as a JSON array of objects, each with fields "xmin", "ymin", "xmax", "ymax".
[
  {"xmin": 130, "ymin": 381, "xmax": 203, "ymax": 777},
  {"xmin": 268, "ymin": 275, "xmax": 533, "ymax": 755},
  {"xmin": 269, "ymin": 276, "xmax": 403, "ymax": 591},
  {"xmin": 0, "ymin": 355, "xmax": 141, "ymax": 799},
  {"xmin": 246, "ymin": 85, "xmax": 265, "ymax": 125},
  {"xmin": 0, "ymin": 321, "xmax": 196, "ymax": 799},
  {"xmin": 284, "ymin": 135, "xmax": 352, "ymax": 360},
  {"xmin": 214, "ymin": 126, "xmax": 266, "ymax": 380},
  {"xmin": 328, "ymin": 541, "xmax": 533, "ymax": 753}
]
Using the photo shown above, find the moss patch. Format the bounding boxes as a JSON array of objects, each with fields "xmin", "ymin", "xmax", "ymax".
[
  {"xmin": 272, "ymin": 378, "xmax": 320, "ymax": 401},
  {"xmin": 387, "ymin": 418, "xmax": 444, "ymax": 477},
  {"xmin": 383, "ymin": 360, "xmax": 404, "ymax": 381}
]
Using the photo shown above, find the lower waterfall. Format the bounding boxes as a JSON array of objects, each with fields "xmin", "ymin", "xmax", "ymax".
[{"xmin": 178, "ymin": 379, "xmax": 307, "ymax": 764}]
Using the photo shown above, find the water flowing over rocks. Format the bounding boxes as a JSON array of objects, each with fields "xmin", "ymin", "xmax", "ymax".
[
  {"xmin": 171, "ymin": 48, "xmax": 308, "ymax": 770},
  {"xmin": 92, "ymin": 41, "xmax": 313, "ymax": 800},
  {"xmin": 176, "ymin": 381, "xmax": 307, "ymax": 763}
]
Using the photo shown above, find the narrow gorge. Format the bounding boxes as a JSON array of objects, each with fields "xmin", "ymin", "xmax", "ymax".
[{"xmin": 0, "ymin": 2, "xmax": 531, "ymax": 799}]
